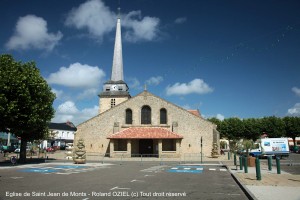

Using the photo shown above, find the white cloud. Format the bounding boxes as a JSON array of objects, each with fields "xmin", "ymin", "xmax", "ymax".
[
  {"xmin": 51, "ymin": 88, "xmax": 63, "ymax": 99},
  {"xmin": 77, "ymin": 88, "xmax": 98, "ymax": 99},
  {"xmin": 128, "ymin": 77, "xmax": 142, "ymax": 90},
  {"xmin": 166, "ymin": 78, "xmax": 213, "ymax": 96},
  {"xmin": 174, "ymin": 17, "xmax": 187, "ymax": 24},
  {"xmin": 65, "ymin": 0, "xmax": 115, "ymax": 40},
  {"xmin": 292, "ymin": 87, "xmax": 300, "ymax": 97},
  {"xmin": 6, "ymin": 15, "xmax": 62, "ymax": 51},
  {"xmin": 53, "ymin": 101, "xmax": 99, "ymax": 125},
  {"xmin": 146, "ymin": 76, "xmax": 163, "ymax": 86},
  {"xmin": 47, "ymin": 62, "xmax": 105, "ymax": 88},
  {"xmin": 123, "ymin": 11, "xmax": 160, "ymax": 42},
  {"xmin": 64, "ymin": 0, "xmax": 161, "ymax": 42},
  {"xmin": 216, "ymin": 114, "xmax": 225, "ymax": 121},
  {"xmin": 288, "ymin": 103, "xmax": 300, "ymax": 115},
  {"xmin": 57, "ymin": 101, "xmax": 79, "ymax": 114}
]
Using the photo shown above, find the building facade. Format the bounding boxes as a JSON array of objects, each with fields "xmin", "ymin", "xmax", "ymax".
[
  {"xmin": 41, "ymin": 122, "xmax": 77, "ymax": 149},
  {"xmin": 75, "ymin": 11, "xmax": 219, "ymax": 159}
]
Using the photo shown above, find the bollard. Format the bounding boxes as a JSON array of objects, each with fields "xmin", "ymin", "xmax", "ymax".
[
  {"xmin": 276, "ymin": 156, "xmax": 281, "ymax": 174},
  {"xmin": 244, "ymin": 156, "xmax": 248, "ymax": 173},
  {"xmin": 228, "ymin": 151, "xmax": 230, "ymax": 160},
  {"xmin": 267, "ymin": 156, "xmax": 272, "ymax": 171},
  {"xmin": 255, "ymin": 156, "xmax": 261, "ymax": 180},
  {"xmin": 234, "ymin": 153, "xmax": 237, "ymax": 166},
  {"xmin": 239, "ymin": 156, "xmax": 243, "ymax": 170}
]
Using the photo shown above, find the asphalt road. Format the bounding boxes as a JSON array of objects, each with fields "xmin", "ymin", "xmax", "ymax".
[
  {"xmin": 0, "ymin": 162, "xmax": 249, "ymax": 200},
  {"xmin": 260, "ymin": 153, "xmax": 300, "ymax": 175},
  {"xmin": 279, "ymin": 153, "xmax": 300, "ymax": 175}
]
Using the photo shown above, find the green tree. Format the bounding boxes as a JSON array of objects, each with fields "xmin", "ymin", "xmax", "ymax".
[
  {"xmin": 283, "ymin": 116, "xmax": 300, "ymax": 151},
  {"xmin": 243, "ymin": 118, "xmax": 262, "ymax": 141},
  {"xmin": 0, "ymin": 54, "xmax": 55, "ymax": 163},
  {"xmin": 260, "ymin": 116, "xmax": 285, "ymax": 138},
  {"xmin": 221, "ymin": 117, "xmax": 244, "ymax": 140}
]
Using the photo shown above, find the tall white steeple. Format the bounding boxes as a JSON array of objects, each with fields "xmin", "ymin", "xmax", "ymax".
[
  {"xmin": 98, "ymin": 7, "xmax": 130, "ymax": 114},
  {"xmin": 111, "ymin": 7, "xmax": 123, "ymax": 81}
]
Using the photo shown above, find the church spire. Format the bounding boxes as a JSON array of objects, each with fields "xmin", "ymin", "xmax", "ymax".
[
  {"xmin": 98, "ymin": 6, "xmax": 130, "ymax": 114},
  {"xmin": 111, "ymin": 7, "xmax": 123, "ymax": 81}
]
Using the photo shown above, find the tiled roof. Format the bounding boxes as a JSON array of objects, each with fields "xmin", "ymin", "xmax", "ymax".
[
  {"xmin": 107, "ymin": 127, "xmax": 183, "ymax": 139},
  {"xmin": 188, "ymin": 110, "xmax": 201, "ymax": 117}
]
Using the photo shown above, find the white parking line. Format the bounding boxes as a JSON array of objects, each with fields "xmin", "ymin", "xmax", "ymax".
[
  {"xmin": 209, "ymin": 168, "xmax": 216, "ymax": 171},
  {"xmin": 131, "ymin": 179, "xmax": 144, "ymax": 182},
  {"xmin": 11, "ymin": 177, "xmax": 23, "ymax": 179},
  {"xmin": 110, "ymin": 186, "xmax": 130, "ymax": 190}
]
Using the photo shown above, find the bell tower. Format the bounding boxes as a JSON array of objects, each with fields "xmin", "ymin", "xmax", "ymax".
[{"xmin": 98, "ymin": 8, "xmax": 130, "ymax": 114}]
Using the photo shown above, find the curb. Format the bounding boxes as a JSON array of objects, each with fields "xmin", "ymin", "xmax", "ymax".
[{"xmin": 223, "ymin": 164, "xmax": 258, "ymax": 200}]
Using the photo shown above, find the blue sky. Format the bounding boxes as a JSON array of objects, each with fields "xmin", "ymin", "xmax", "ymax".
[{"xmin": 1, "ymin": 0, "xmax": 300, "ymax": 125}]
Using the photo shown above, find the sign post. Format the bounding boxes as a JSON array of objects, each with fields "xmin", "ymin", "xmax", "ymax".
[{"xmin": 200, "ymin": 137, "xmax": 203, "ymax": 164}]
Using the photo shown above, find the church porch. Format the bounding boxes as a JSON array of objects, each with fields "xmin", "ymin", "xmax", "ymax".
[{"xmin": 107, "ymin": 127, "xmax": 183, "ymax": 158}]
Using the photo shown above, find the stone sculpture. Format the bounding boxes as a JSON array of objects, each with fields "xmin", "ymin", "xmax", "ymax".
[{"xmin": 73, "ymin": 138, "xmax": 86, "ymax": 164}]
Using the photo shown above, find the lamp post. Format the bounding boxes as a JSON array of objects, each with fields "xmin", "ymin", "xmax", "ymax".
[{"xmin": 200, "ymin": 136, "xmax": 203, "ymax": 164}]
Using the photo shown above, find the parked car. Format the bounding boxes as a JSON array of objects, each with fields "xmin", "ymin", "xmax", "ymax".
[
  {"xmin": 14, "ymin": 148, "xmax": 20, "ymax": 153},
  {"xmin": 46, "ymin": 147, "xmax": 55, "ymax": 152},
  {"xmin": 14, "ymin": 146, "xmax": 31, "ymax": 153},
  {"xmin": 2, "ymin": 145, "xmax": 17, "ymax": 153}
]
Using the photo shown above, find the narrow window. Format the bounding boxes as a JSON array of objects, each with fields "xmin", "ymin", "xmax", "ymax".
[
  {"xmin": 160, "ymin": 108, "xmax": 167, "ymax": 124},
  {"xmin": 125, "ymin": 109, "xmax": 132, "ymax": 124},
  {"xmin": 114, "ymin": 140, "xmax": 127, "ymax": 151},
  {"xmin": 111, "ymin": 99, "xmax": 116, "ymax": 108},
  {"xmin": 141, "ymin": 105, "xmax": 151, "ymax": 124},
  {"xmin": 162, "ymin": 139, "xmax": 176, "ymax": 151}
]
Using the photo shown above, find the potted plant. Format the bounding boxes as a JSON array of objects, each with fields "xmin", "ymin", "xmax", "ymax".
[{"xmin": 243, "ymin": 139, "xmax": 256, "ymax": 167}]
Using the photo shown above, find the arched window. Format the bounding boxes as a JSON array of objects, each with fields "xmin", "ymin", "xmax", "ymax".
[
  {"xmin": 141, "ymin": 105, "xmax": 151, "ymax": 124},
  {"xmin": 125, "ymin": 109, "xmax": 132, "ymax": 124},
  {"xmin": 160, "ymin": 108, "xmax": 167, "ymax": 124}
]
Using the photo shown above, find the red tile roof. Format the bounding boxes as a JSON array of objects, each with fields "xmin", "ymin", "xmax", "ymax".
[
  {"xmin": 188, "ymin": 110, "xmax": 201, "ymax": 117},
  {"xmin": 107, "ymin": 127, "xmax": 183, "ymax": 139}
]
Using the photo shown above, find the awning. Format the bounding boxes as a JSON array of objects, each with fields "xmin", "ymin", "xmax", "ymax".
[{"xmin": 107, "ymin": 127, "xmax": 183, "ymax": 139}]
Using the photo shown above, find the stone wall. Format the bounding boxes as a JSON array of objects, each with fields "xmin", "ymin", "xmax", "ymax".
[
  {"xmin": 75, "ymin": 91, "xmax": 217, "ymax": 158},
  {"xmin": 99, "ymin": 96, "xmax": 129, "ymax": 114}
]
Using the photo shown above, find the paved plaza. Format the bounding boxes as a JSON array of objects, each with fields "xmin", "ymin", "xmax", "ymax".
[
  {"xmin": 1, "ymin": 152, "xmax": 300, "ymax": 200},
  {"xmin": 0, "ymin": 161, "xmax": 248, "ymax": 200}
]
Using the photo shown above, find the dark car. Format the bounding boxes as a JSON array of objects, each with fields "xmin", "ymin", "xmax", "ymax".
[{"xmin": 2, "ymin": 145, "xmax": 17, "ymax": 153}]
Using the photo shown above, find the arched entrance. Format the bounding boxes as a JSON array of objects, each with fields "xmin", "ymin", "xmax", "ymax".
[{"xmin": 139, "ymin": 139, "xmax": 153, "ymax": 155}]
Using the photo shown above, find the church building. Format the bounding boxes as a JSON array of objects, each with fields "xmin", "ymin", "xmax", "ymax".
[{"xmin": 75, "ymin": 11, "xmax": 219, "ymax": 159}]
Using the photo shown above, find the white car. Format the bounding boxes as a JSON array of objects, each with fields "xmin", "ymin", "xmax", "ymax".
[
  {"xmin": 14, "ymin": 148, "xmax": 20, "ymax": 153},
  {"xmin": 14, "ymin": 147, "xmax": 31, "ymax": 153}
]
